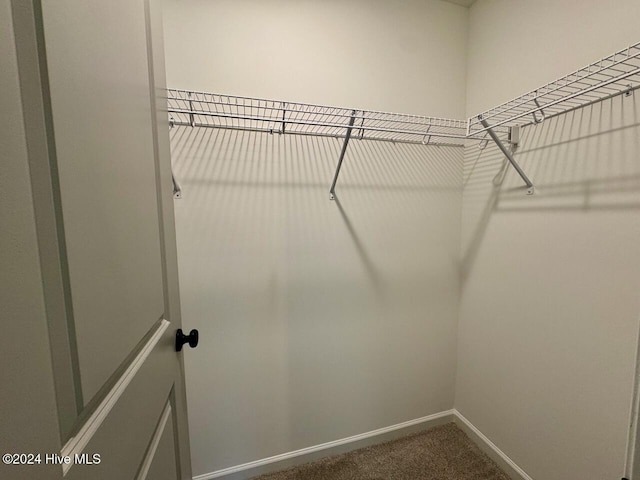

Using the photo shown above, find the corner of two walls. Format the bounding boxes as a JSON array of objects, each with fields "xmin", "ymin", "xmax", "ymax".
[
  {"xmin": 166, "ymin": 0, "xmax": 640, "ymax": 478},
  {"xmin": 163, "ymin": 1, "xmax": 469, "ymax": 477},
  {"xmin": 457, "ymin": 1, "xmax": 640, "ymax": 479}
]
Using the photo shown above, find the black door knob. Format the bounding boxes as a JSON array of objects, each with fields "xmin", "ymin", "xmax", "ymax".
[{"xmin": 176, "ymin": 328, "xmax": 199, "ymax": 352}]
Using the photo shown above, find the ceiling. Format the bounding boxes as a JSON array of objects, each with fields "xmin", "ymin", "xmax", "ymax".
[{"xmin": 440, "ymin": 0, "xmax": 477, "ymax": 7}]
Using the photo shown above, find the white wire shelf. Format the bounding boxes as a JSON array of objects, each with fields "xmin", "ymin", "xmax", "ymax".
[
  {"xmin": 468, "ymin": 41, "xmax": 640, "ymax": 136},
  {"xmin": 166, "ymin": 89, "xmax": 468, "ymax": 147},
  {"xmin": 167, "ymin": 40, "xmax": 640, "ymax": 197}
]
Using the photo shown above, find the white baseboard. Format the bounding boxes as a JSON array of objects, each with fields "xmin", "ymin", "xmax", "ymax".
[
  {"xmin": 193, "ymin": 408, "xmax": 534, "ymax": 480},
  {"xmin": 453, "ymin": 409, "xmax": 533, "ymax": 480},
  {"xmin": 193, "ymin": 409, "xmax": 455, "ymax": 480}
]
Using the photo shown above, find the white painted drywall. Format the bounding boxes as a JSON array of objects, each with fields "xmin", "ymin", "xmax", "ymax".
[
  {"xmin": 457, "ymin": 1, "xmax": 640, "ymax": 479},
  {"xmin": 164, "ymin": 0, "xmax": 468, "ymax": 118},
  {"xmin": 441, "ymin": 0, "xmax": 477, "ymax": 8},
  {"xmin": 163, "ymin": 0, "xmax": 468, "ymax": 476}
]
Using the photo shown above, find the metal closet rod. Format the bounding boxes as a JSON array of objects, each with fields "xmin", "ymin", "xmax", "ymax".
[
  {"xmin": 167, "ymin": 40, "xmax": 640, "ymax": 198},
  {"xmin": 167, "ymin": 119, "xmax": 459, "ymax": 147},
  {"xmin": 168, "ymin": 109, "xmax": 468, "ymax": 141}
]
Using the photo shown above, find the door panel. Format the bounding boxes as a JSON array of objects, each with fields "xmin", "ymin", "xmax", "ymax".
[
  {"xmin": 4, "ymin": 0, "xmax": 191, "ymax": 477},
  {"xmin": 2, "ymin": 0, "xmax": 193, "ymax": 479},
  {"xmin": 138, "ymin": 401, "xmax": 179, "ymax": 480},
  {"xmin": 65, "ymin": 320, "xmax": 178, "ymax": 480},
  {"xmin": 40, "ymin": 0, "xmax": 165, "ymax": 403},
  {"xmin": 0, "ymin": 2, "xmax": 64, "ymax": 479}
]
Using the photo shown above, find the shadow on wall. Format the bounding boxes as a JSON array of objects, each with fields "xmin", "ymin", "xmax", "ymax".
[
  {"xmin": 461, "ymin": 92, "xmax": 640, "ymax": 282},
  {"xmin": 168, "ymin": 126, "xmax": 463, "ymax": 473},
  {"xmin": 170, "ymin": 127, "xmax": 463, "ymax": 295}
]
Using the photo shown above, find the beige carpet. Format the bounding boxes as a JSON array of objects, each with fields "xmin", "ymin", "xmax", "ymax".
[{"xmin": 252, "ymin": 423, "xmax": 511, "ymax": 480}]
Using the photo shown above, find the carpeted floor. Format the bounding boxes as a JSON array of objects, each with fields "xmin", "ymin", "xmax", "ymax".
[{"xmin": 252, "ymin": 423, "xmax": 511, "ymax": 480}]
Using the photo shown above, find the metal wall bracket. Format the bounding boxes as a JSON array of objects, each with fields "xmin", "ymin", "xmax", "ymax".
[
  {"xmin": 168, "ymin": 117, "xmax": 182, "ymax": 198},
  {"xmin": 329, "ymin": 110, "xmax": 357, "ymax": 200},
  {"xmin": 479, "ymin": 116, "xmax": 535, "ymax": 195},
  {"xmin": 508, "ymin": 125, "xmax": 520, "ymax": 146},
  {"xmin": 625, "ymin": 84, "xmax": 634, "ymax": 97},
  {"xmin": 172, "ymin": 168, "xmax": 182, "ymax": 199}
]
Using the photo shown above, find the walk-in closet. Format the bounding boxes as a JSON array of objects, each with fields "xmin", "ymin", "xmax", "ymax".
[
  {"xmin": 164, "ymin": 1, "xmax": 640, "ymax": 479},
  {"xmin": 3, "ymin": 1, "xmax": 640, "ymax": 480}
]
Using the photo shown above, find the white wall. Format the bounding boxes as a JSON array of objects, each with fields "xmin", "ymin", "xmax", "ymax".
[
  {"xmin": 165, "ymin": 2, "xmax": 640, "ymax": 478},
  {"xmin": 164, "ymin": 0, "xmax": 468, "ymax": 118},
  {"xmin": 163, "ymin": 1, "xmax": 468, "ymax": 476},
  {"xmin": 458, "ymin": 1, "xmax": 640, "ymax": 479}
]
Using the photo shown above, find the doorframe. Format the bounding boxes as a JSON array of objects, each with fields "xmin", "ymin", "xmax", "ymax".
[{"xmin": 625, "ymin": 320, "xmax": 640, "ymax": 480}]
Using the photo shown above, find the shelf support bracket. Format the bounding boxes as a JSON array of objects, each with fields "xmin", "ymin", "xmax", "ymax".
[
  {"xmin": 172, "ymin": 170, "xmax": 182, "ymax": 199},
  {"xmin": 329, "ymin": 110, "xmax": 357, "ymax": 200},
  {"xmin": 479, "ymin": 116, "xmax": 535, "ymax": 195},
  {"xmin": 187, "ymin": 92, "xmax": 195, "ymax": 127},
  {"xmin": 170, "ymin": 154, "xmax": 182, "ymax": 199},
  {"xmin": 280, "ymin": 102, "xmax": 287, "ymax": 134}
]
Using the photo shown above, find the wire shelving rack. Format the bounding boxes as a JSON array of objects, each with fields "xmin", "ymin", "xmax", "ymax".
[
  {"xmin": 167, "ymin": 41, "xmax": 640, "ymax": 197},
  {"xmin": 468, "ymin": 42, "xmax": 640, "ymax": 137},
  {"xmin": 166, "ymin": 89, "xmax": 469, "ymax": 147}
]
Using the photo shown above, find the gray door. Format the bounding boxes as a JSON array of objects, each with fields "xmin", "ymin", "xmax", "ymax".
[{"xmin": 1, "ymin": 1, "xmax": 192, "ymax": 479}]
